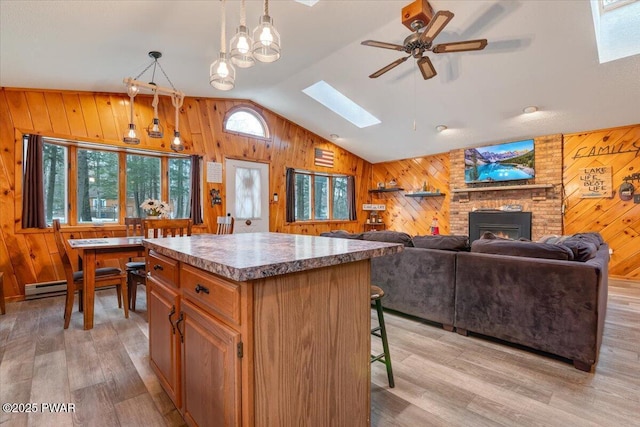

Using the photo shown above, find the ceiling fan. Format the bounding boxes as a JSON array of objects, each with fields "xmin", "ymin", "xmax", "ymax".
[{"xmin": 362, "ymin": 0, "xmax": 488, "ymax": 80}]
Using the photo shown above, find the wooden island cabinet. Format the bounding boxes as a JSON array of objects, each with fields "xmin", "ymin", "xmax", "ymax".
[{"xmin": 144, "ymin": 233, "xmax": 402, "ymax": 427}]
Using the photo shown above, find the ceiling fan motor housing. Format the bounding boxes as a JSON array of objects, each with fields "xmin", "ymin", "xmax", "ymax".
[{"xmin": 402, "ymin": 0, "xmax": 434, "ymax": 31}]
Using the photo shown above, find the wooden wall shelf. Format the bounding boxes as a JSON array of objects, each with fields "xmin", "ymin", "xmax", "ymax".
[
  {"xmin": 405, "ymin": 192, "xmax": 445, "ymax": 197},
  {"xmin": 451, "ymin": 184, "xmax": 553, "ymax": 193},
  {"xmin": 369, "ymin": 187, "xmax": 404, "ymax": 193}
]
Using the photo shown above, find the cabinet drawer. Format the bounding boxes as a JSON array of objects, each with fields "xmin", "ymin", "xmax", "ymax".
[
  {"xmin": 147, "ymin": 250, "xmax": 179, "ymax": 288},
  {"xmin": 181, "ymin": 264, "xmax": 241, "ymax": 328}
]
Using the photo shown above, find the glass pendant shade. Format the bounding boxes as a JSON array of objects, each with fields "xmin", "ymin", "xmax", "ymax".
[
  {"xmin": 123, "ymin": 123, "xmax": 140, "ymax": 145},
  {"xmin": 230, "ymin": 25, "xmax": 255, "ymax": 68},
  {"xmin": 146, "ymin": 118, "xmax": 164, "ymax": 138},
  {"xmin": 252, "ymin": 15, "xmax": 281, "ymax": 63},
  {"xmin": 210, "ymin": 52, "xmax": 236, "ymax": 91},
  {"xmin": 171, "ymin": 130, "xmax": 184, "ymax": 151}
]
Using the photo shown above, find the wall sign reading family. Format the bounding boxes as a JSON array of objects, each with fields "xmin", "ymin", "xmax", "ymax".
[{"xmin": 579, "ymin": 166, "xmax": 613, "ymax": 198}]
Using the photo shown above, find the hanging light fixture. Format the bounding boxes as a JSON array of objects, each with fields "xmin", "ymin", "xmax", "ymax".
[
  {"xmin": 252, "ymin": 0, "xmax": 281, "ymax": 63},
  {"xmin": 170, "ymin": 92, "xmax": 184, "ymax": 152},
  {"xmin": 230, "ymin": 0, "xmax": 255, "ymax": 68},
  {"xmin": 123, "ymin": 51, "xmax": 184, "ymax": 147},
  {"xmin": 210, "ymin": 0, "xmax": 236, "ymax": 91}
]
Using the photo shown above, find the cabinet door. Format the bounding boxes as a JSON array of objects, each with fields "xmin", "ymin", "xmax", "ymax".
[
  {"xmin": 180, "ymin": 299, "xmax": 242, "ymax": 427},
  {"xmin": 148, "ymin": 277, "xmax": 181, "ymax": 408}
]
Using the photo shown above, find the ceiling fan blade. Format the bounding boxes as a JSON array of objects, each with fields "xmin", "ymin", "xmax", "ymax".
[
  {"xmin": 369, "ymin": 56, "xmax": 410, "ymax": 78},
  {"xmin": 419, "ymin": 10, "xmax": 454, "ymax": 45},
  {"xmin": 361, "ymin": 40, "xmax": 406, "ymax": 51},
  {"xmin": 433, "ymin": 39, "xmax": 488, "ymax": 53},
  {"xmin": 417, "ymin": 57, "xmax": 437, "ymax": 80}
]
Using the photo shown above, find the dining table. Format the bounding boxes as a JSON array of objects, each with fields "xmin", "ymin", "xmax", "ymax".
[{"xmin": 67, "ymin": 236, "xmax": 145, "ymax": 330}]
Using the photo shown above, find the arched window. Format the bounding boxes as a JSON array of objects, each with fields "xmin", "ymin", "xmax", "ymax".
[{"xmin": 223, "ymin": 106, "xmax": 270, "ymax": 139}]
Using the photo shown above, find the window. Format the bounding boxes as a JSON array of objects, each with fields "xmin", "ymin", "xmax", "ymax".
[
  {"xmin": 37, "ymin": 137, "xmax": 193, "ymax": 225},
  {"xmin": 77, "ymin": 149, "xmax": 119, "ymax": 223},
  {"xmin": 235, "ymin": 166, "xmax": 262, "ymax": 219},
  {"xmin": 223, "ymin": 106, "xmax": 269, "ymax": 139},
  {"xmin": 169, "ymin": 157, "xmax": 192, "ymax": 219},
  {"xmin": 290, "ymin": 170, "xmax": 353, "ymax": 221},
  {"xmin": 126, "ymin": 154, "xmax": 161, "ymax": 217}
]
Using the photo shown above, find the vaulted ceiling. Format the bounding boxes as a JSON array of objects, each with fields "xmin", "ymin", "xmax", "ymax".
[{"xmin": 1, "ymin": 0, "xmax": 639, "ymax": 163}]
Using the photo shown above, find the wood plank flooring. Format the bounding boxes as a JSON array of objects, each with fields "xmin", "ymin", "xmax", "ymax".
[{"xmin": 1, "ymin": 278, "xmax": 639, "ymax": 426}]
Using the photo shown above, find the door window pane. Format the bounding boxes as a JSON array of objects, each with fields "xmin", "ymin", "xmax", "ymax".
[
  {"xmin": 169, "ymin": 157, "xmax": 192, "ymax": 219},
  {"xmin": 43, "ymin": 143, "xmax": 68, "ymax": 224},
  {"xmin": 314, "ymin": 175, "xmax": 329, "ymax": 220},
  {"xmin": 77, "ymin": 149, "xmax": 119, "ymax": 223},
  {"xmin": 126, "ymin": 154, "xmax": 161, "ymax": 217},
  {"xmin": 332, "ymin": 176, "xmax": 349, "ymax": 220},
  {"xmin": 294, "ymin": 173, "xmax": 311, "ymax": 220},
  {"xmin": 235, "ymin": 167, "xmax": 261, "ymax": 219}
]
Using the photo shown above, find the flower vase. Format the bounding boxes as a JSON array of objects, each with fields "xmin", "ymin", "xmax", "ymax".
[{"xmin": 147, "ymin": 213, "xmax": 161, "ymax": 219}]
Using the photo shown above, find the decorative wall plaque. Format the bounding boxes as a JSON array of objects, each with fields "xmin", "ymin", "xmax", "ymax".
[{"xmin": 579, "ymin": 166, "xmax": 613, "ymax": 198}]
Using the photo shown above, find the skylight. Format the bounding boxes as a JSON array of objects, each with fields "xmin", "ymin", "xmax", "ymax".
[
  {"xmin": 590, "ymin": 0, "xmax": 640, "ymax": 63},
  {"xmin": 303, "ymin": 81, "xmax": 381, "ymax": 128}
]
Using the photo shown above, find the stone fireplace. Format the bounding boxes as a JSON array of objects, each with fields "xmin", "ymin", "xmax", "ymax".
[
  {"xmin": 469, "ymin": 211, "xmax": 532, "ymax": 242},
  {"xmin": 448, "ymin": 134, "xmax": 564, "ymax": 240}
]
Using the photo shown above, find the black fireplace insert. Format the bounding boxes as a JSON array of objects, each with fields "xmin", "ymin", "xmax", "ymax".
[{"xmin": 469, "ymin": 211, "xmax": 532, "ymax": 242}]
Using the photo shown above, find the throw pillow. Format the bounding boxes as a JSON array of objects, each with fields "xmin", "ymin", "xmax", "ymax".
[
  {"xmin": 320, "ymin": 230, "xmax": 363, "ymax": 240},
  {"xmin": 561, "ymin": 238, "xmax": 598, "ymax": 262},
  {"xmin": 412, "ymin": 235, "xmax": 470, "ymax": 251},
  {"xmin": 362, "ymin": 230, "xmax": 414, "ymax": 247},
  {"xmin": 471, "ymin": 238, "xmax": 574, "ymax": 261}
]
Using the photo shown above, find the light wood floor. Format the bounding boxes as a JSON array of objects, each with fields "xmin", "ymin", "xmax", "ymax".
[{"xmin": 1, "ymin": 278, "xmax": 638, "ymax": 426}]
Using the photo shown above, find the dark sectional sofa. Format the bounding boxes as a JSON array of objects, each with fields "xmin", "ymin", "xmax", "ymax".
[{"xmin": 320, "ymin": 230, "xmax": 609, "ymax": 372}]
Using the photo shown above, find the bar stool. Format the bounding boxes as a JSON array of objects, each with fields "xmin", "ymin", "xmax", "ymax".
[{"xmin": 371, "ymin": 285, "xmax": 394, "ymax": 388}]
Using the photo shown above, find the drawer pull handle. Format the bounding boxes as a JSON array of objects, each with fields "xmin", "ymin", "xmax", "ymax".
[
  {"xmin": 153, "ymin": 264, "xmax": 164, "ymax": 271},
  {"xmin": 168, "ymin": 305, "xmax": 176, "ymax": 334},
  {"xmin": 195, "ymin": 284, "xmax": 210, "ymax": 294}
]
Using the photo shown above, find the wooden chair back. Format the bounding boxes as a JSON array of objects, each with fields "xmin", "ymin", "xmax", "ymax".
[
  {"xmin": 216, "ymin": 215, "xmax": 234, "ymax": 235},
  {"xmin": 142, "ymin": 218, "xmax": 193, "ymax": 238},
  {"xmin": 52, "ymin": 219, "xmax": 76, "ymax": 286},
  {"xmin": 124, "ymin": 217, "xmax": 143, "ymax": 237}
]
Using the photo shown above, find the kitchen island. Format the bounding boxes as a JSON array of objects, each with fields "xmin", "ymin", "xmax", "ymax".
[{"xmin": 142, "ymin": 232, "xmax": 403, "ymax": 427}]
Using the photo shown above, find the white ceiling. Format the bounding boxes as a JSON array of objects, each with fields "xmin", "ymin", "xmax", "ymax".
[{"xmin": 1, "ymin": 0, "xmax": 639, "ymax": 163}]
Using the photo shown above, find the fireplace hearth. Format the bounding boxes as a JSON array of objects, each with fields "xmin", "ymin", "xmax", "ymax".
[{"xmin": 469, "ymin": 211, "xmax": 532, "ymax": 242}]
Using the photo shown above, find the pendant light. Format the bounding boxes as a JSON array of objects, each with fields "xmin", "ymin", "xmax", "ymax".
[
  {"xmin": 146, "ymin": 89, "xmax": 164, "ymax": 138},
  {"xmin": 123, "ymin": 82, "xmax": 140, "ymax": 144},
  {"xmin": 252, "ymin": 0, "xmax": 281, "ymax": 63},
  {"xmin": 210, "ymin": 0, "xmax": 236, "ymax": 91},
  {"xmin": 170, "ymin": 92, "xmax": 184, "ymax": 152},
  {"xmin": 230, "ymin": 0, "xmax": 255, "ymax": 68}
]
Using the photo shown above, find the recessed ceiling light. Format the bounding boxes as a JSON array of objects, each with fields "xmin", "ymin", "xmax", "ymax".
[
  {"xmin": 435, "ymin": 125, "xmax": 447, "ymax": 132},
  {"xmin": 295, "ymin": 0, "xmax": 320, "ymax": 6},
  {"xmin": 303, "ymin": 81, "xmax": 381, "ymax": 128},
  {"xmin": 329, "ymin": 133, "xmax": 339, "ymax": 140},
  {"xmin": 523, "ymin": 106, "xmax": 538, "ymax": 114}
]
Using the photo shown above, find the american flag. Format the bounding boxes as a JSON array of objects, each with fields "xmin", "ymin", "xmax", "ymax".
[{"xmin": 314, "ymin": 148, "xmax": 334, "ymax": 168}]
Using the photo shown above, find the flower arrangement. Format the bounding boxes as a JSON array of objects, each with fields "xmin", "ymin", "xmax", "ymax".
[{"xmin": 140, "ymin": 199, "xmax": 171, "ymax": 218}]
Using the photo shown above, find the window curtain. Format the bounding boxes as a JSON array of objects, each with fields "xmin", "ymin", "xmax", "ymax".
[
  {"xmin": 347, "ymin": 175, "xmax": 357, "ymax": 221},
  {"xmin": 285, "ymin": 167, "xmax": 295, "ymax": 223},
  {"xmin": 189, "ymin": 155, "xmax": 203, "ymax": 225},
  {"xmin": 22, "ymin": 134, "xmax": 46, "ymax": 228}
]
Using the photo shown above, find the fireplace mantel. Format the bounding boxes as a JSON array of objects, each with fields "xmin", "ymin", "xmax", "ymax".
[{"xmin": 451, "ymin": 184, "xmax": 554, "ymax": 193}]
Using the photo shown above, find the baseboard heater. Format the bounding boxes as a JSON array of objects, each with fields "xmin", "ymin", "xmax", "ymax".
[{"xmin": 24, "ymin": 280, "xmax": 67, "ymax": 300}]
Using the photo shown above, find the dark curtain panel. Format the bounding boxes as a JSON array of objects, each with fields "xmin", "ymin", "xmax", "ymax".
[
  {"xmin": 189, "ymin": 155, "xmax": 203, "ymax": 225},
  {"xmin": 347, "ymin": 175, "xmax": 357, "ymax": 221},
  {"xmin": 285, "ymin": 167, "xmax": 295, "ymax": 223},
  {"xmin": 22, "ymin": 134, "xmax": 46, "ymax": 228}
]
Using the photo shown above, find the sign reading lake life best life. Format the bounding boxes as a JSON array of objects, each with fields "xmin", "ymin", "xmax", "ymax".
[{"xmin": 579, "ymin": 166, "xmax": 613, "ymax": 198}]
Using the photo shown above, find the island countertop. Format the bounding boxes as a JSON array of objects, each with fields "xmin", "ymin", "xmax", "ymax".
[{"xmin": 142, "ymin": 232, "xmax": 403, "ymax": 282}]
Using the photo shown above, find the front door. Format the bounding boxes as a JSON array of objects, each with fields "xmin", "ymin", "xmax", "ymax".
[{"xmin": 224, "ymin": 159, "xmax": 270, "ymax": 233}]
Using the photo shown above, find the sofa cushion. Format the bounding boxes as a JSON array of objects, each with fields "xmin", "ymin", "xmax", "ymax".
[
  {"xmin": 560, "ymin": 238, "xmax": 598, "ymax": 262},
  {"xmin": 362, "ymin": 230, "xmax": 414, "ymax": 247},
  {"xmin": 412, "ymin": 235, "xmax": 470, "ymax": 251},
  {"xmin": 540, "ymin": 232, "xmax": 604, "ymax": 248},
  {"xmin": 471, "ymin": 238, "xmax": 574, "ymax": 260},
  {"xmin": 320, "ymin": 230, "xmax": 363, "ymax": 239}
]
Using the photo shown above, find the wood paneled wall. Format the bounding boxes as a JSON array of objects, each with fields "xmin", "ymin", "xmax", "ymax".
[
  {"xmin": 370, "ymin": 154, "xmax": 450, "ymax": 236},
  {"xmin": 563, "ymin": 124, "xmax": 640, "ymax": 280},
  {"xmin": 0, "ymin": 88, "xmax": 371, "ymax": 300}
]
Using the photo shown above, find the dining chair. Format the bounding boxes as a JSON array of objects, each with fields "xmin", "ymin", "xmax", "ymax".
[
  {"xmin": 52, "ymin": 219, "xmax": 128, "ymax": 329},
  {"xmin": 129, "ymin": 218, "xmax": 193, "ymax": 312},
  {"xmin": 216, "ymin": 214, "xmax": 234, "ymax": 234},
  {"xmin": 124, "ymin": 217, "xmax": 146, "ymax": 311}
]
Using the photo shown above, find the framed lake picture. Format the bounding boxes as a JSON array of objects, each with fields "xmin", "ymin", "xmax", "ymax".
[{"xmin": 465, "ymin": 139, "xmax": 535, "ymax": 184}]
